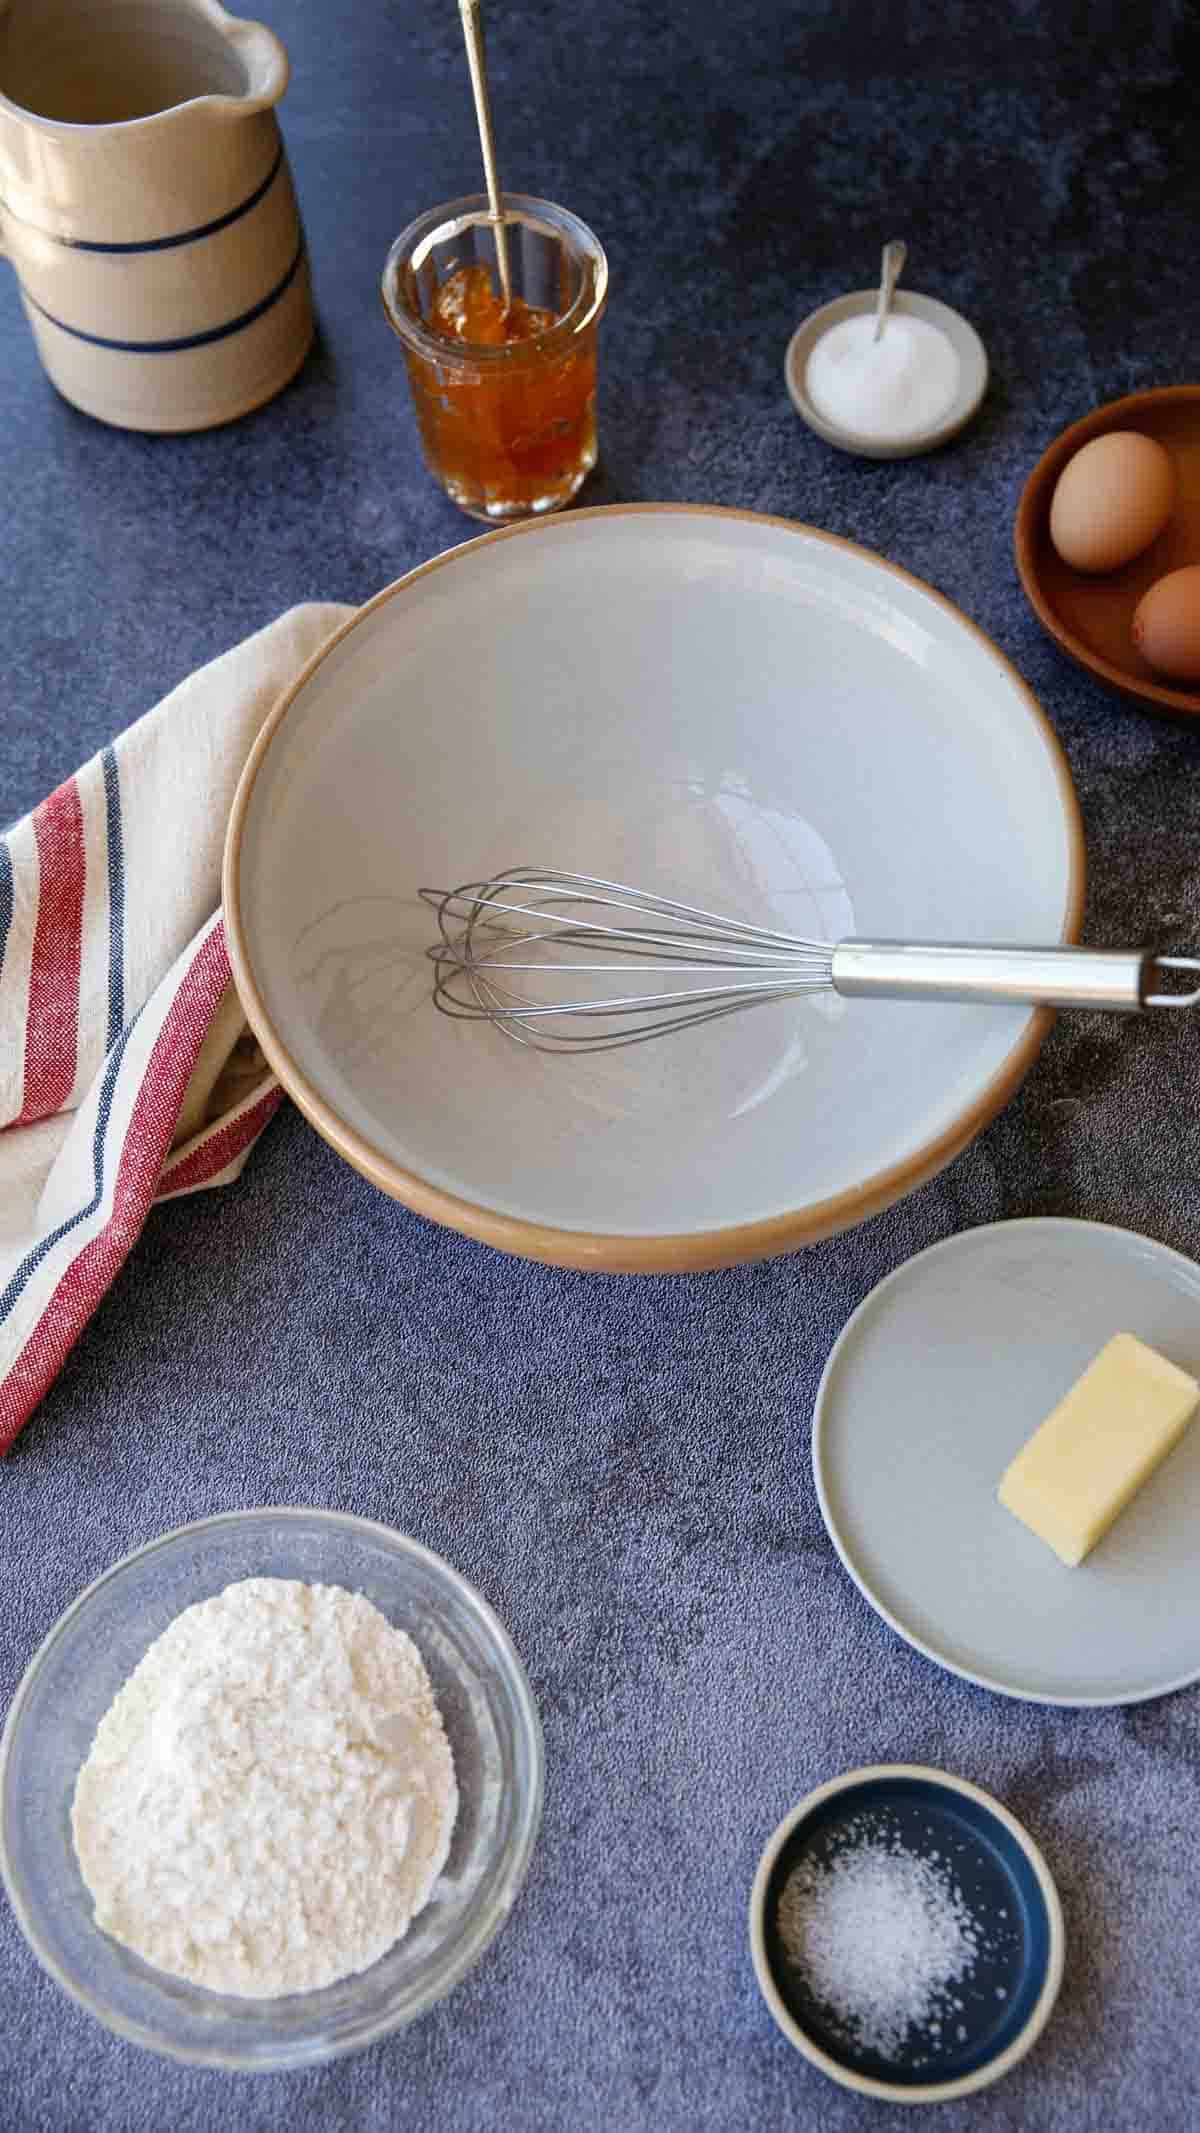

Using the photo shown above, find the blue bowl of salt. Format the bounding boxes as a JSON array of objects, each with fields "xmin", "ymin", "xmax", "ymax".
[{"xmin": 749, "ymin": 1764, "xmax": 1065, "ymax": 2104}]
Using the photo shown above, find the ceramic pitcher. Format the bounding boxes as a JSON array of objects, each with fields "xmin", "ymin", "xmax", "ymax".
[{"xmin": 0, "ymin": 0, "xmax": 313, "ymax": 431}]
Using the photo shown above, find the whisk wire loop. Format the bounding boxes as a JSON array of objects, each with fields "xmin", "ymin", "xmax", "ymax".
[{"xmin": 419, "ymin": 868, "xmax": 837, "ymax": 1052}]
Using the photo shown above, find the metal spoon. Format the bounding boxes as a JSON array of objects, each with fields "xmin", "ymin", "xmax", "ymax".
[
  {"xmin": 873, "ymin": 238, "xmax": 907, "ymax": 342},
  {"xmin": 458, "ymin": 0, "xmax": 513, "ymax": 315}
]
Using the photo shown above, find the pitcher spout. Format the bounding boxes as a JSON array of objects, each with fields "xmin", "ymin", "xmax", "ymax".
[
  {"xmin": 0, "ymin": 0, "xmax": 290, "ymax": 130},
  {"xmin": 217, "ymin": 9, "xmax": 289, "ymax": 113}
]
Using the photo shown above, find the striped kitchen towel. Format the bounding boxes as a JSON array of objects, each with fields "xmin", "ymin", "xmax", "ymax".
[{"xmin": 0, "ymin": 601, "xmax": 353, "ymax": 1452}]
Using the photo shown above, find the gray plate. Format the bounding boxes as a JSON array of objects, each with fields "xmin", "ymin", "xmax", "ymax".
[{"xmin": 813, "ymin": 1217, "xmax": 1200, "ymax": 1705}]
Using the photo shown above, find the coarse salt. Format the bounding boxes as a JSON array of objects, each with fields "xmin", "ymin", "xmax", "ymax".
[{"xmin": 777, "ymin": 1829, "xmax": 980, "ymax": 2059}]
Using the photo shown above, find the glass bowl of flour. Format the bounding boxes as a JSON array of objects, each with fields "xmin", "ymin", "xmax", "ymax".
[{"xmin": 0, "ymin": 1507, "xmax": 543, "ymax": 2068}]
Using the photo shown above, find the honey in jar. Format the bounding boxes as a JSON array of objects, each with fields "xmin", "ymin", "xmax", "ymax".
[{"xmin": 382, "ymin": 196, "xmax": 608, "ymax": 522}]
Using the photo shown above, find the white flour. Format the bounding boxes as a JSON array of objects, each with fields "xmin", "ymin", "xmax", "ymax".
[{"xmin": 71, "ymin": 1577, "xmax": 458, "ymax": 1997}]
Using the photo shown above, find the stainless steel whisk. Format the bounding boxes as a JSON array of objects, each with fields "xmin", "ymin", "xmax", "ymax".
[{"xmin": 420, "ymin": 869, "xmax": 1200, "ymax": 1055}]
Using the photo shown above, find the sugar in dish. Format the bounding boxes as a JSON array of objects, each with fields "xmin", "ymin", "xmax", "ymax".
[
  {"xmin": 805, "ymin": 313, "xmax": 960, "ymax": 443},
  {"xmin": 785, "ymin": 290, "xmax": 988, "ymax": 461}
]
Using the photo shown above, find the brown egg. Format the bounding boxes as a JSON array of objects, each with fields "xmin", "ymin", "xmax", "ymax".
[
  {"xmin": 1131, "ymin": 566, "xmax": 1200, "ymax": 682},
  {"xmin": 1048, "ymin": 430, "xmax": 1176, "ymax": 573}
]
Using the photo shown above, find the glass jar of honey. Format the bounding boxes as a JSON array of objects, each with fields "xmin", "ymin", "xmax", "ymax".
[{"xmin": 382, "ymin": 193, "xmax": 607, "ymax": 522}]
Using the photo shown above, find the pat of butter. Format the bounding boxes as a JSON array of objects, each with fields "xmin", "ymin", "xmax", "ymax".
[{"xmin": 998, "ymin": 1333, "xmax": 1199, "ymax": 1567}]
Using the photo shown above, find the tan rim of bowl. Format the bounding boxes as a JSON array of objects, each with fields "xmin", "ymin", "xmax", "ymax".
[
  {"xmin": 748, "ymin": 1763, "xmax": 1067, "ymax": 2106},
  {"xmin": 223, "ymin": 504, "xmax": 1086, "ymax": 1274}
]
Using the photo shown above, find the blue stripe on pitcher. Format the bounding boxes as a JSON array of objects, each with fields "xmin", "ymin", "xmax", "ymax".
[
  {"xmin": 72, "ymin": 148, "xmax": 285, "ymax": 253},
  {"xmin": 20, "ymin": 241, "xmax": 306, "ymax": 354},
  {"xmin": 0, "ymin": 148, "xmax": 284, "ymax": 256}
]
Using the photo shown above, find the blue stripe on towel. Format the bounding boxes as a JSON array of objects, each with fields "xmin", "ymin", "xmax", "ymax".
[
  {"xmin": 21, "ymin": 240, "xmax": 305, "ymax": 355},
  {"xmin": 0, "ymin": 837, "xmax": 12, "ymax": 986},
  {"xmin": 0, "ymin": 1015, "xmax": 137, "ymax": 1326},
  {"xmin": 101, "ymin": 747, "xmax": 125, "ymax": 1049}
]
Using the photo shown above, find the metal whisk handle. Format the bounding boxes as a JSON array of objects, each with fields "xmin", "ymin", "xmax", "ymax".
[{"xmin": 830, "ymin": 941, "xmax": 1200, "ymax": 1012}]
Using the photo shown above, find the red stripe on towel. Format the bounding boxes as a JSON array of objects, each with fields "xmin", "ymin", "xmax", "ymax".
[
  {"xmin": 0, "ymin": 924, "xmax": 231, "ymax": 1453},
  {"xmin": 17, "ymin": 780, "xmax": 87, "ymax": 1125},
  {"xmin": 155, "ymin": 1082, "xmax": 283, "ymax": 1199}
]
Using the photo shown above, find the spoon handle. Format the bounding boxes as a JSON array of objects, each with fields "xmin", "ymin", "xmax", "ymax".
[
  {"xmin": 458, "ymin": 0, "xmax": 513, "ymax": 313},
  {"xmin": 873, "ymin": 238, "xmax": 907, "ymax": 342}
]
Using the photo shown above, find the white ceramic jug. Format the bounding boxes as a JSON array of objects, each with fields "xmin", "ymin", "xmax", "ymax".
[{"xmin": 0, "ymin": 0, "xmax": 313, "ymax": 431}]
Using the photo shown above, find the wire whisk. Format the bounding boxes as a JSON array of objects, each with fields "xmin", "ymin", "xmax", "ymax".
[{"xmin": 419, "ymin": 868, "xmax": 1200, "ymax": 1055}]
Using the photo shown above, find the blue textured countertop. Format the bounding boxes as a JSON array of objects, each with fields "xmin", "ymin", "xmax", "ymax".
[{"xmin": 3, "ymin": 3, "xmax": 1200, "ymax": 2129}]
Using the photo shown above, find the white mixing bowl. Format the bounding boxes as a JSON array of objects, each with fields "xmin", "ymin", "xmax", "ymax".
[{"xmin": 224, "ymin": 506, "xmax": 1083, "ymax": 1270}]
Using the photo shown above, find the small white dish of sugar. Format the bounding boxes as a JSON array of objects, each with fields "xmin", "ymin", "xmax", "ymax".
[{"xmin": 785, "ymin": 289, "xmax": 988, "ymax": 460}]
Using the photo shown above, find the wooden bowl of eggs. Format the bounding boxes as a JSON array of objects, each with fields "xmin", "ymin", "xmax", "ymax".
[{"xmin": 1015, "ymin": 385, "xmax": 1200, "ymax": 717}]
